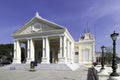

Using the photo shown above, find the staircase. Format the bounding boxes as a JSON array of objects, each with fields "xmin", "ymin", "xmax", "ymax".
[
  {"xmin": 36, "ymin": 64, "xmax": 71, "ymax": 70},
  {"xmin": 1, "ymin": 64, "xmax": 29, "ymax": 70},
  {"xmin": 0, "ymin": 63, "xmax": 76, "ymax": 71}
]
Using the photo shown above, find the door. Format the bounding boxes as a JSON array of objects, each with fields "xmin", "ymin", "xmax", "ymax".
[
  {"xmin": 74, "ymin": 52, "xmax": 79, "ymax": 63},
  {"xmin": 50, "ymin": 51, "xmax": 54, "ymax": 63}
]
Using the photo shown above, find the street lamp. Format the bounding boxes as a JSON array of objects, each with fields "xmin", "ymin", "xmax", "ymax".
[
  {"xmin": 101, "ymin": 45, "xmax": 106, "ymax": 70},
  {"xmin": 110, "ymin": 31, "xmax": 119, "ymax": 76}
]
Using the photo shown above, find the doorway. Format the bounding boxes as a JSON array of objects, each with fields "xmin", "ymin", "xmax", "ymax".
[
  {"xmin": 35, "ymin": 51, "xmax": 42, "ymax": 63},
  {"xmin": 21, "ymin": 43, "xmax": 27, "ymax": 63},
  {"xmin": 74, "ymin": 52, "xmax": 79, "ymax": 63},
  {"xmin": 49, "ymin": 37, "xmax": 59, "ymax": 63},
  {"xmin": 50, "ymin": 51, "xmax": 55, "ymax": 63},
  {"xmin": 34, "ymin": 39, "xmax": 43, "ymax": 63}
]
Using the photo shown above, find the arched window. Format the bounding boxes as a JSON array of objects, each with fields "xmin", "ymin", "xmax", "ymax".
[{"xmin": 32, "ymin": 24, "xmax": 42, "ymax": 32}]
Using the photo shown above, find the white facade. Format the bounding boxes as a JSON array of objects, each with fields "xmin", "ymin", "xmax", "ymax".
[
  {"xmin": 13, "ymin": 12, "xmax": 95, "ymax": 64},
  {"xmin": 74, "ymin": 33, "xmax": 95, "ymax": 64}
]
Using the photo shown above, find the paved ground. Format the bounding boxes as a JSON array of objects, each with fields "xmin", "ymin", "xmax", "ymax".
[{"xmin": 0, "ymin": 66, "xmax": 90, "ymax": 80}]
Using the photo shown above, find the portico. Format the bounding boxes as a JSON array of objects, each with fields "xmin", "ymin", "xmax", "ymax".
[{"xmin": 13, "ymin": 34, "xmax": 73, "ymax": 64}]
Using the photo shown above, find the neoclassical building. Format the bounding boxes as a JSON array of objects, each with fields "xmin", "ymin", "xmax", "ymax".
[{"xmin": 13, "ymin": 12, "xmax": 95, "ymax": 64}]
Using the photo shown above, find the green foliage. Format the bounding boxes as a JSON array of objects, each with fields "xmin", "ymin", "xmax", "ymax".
[
  {"xmin": 106, "ymin": 52, "xmax": 113, "ymax": 64},
  {"xmin": 105, "ymin": 47, "xmax": 113, "ymax": 64},
  {"xmin": 105, "ymin": 46, "xmax": 120, "ymax": 64},
  {"xmin": 0, "ymin": 44, "xmax": 14, "ymax": 61}
]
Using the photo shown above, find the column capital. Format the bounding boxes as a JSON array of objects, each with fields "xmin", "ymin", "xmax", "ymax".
[
  {"xmin": 26, "ymin": 38, "xmax": 32, "ymax": 40},
  {"xmin": 14, "ymin": 39, "xmax": 19, "ymax": 41},
  {"xmin": 59, "ymin": 34, "xmax": 65, "ymax": 37},
  {"xmin": 42, "ymin": 36, "xmax": 48, "ymax": 38}
]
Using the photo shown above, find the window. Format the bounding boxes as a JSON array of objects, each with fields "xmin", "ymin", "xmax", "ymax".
[
  {"xmin": 32, "ymin": 24, "xmax": 42, "ymax": 32},
  {"xmin": 75, "ymin": 52, "xmax": 79, "ymax": 55}
]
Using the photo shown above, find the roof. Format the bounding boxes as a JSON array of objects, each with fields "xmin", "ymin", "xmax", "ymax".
[{"xmin": 13, "ymin": 12, "xmax": 67, "ymax": 37}]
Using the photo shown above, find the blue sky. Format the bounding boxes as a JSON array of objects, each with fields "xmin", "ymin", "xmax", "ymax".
[{"xmin": 0, "ymin": 0, "xmax": 120, "ymax": 56}]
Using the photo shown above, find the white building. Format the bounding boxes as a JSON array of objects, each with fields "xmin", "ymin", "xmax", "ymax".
[{"xmin": 13, "ymin": 12, "xmax": 95, "ymax": 64}]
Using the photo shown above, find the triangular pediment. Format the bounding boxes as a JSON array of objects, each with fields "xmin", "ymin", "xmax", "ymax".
[{"xmin": 14, "ymin": 16, "xmax": 65, "ymax": 36}]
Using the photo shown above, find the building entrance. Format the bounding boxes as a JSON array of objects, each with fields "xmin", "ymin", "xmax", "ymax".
[
  {"xmin": 49, "ymin": 38, "xmax": 59, "ymax": 63},
  {"xmin": 74, "ymin": 52, "xmax": 79, "ymax": 63},
  {"xmin": 35, "ymin": 51, "xmax": 42, "ymax": 63},
  {"xmin": 50, "ymin": 51, "xmax": 54, "ymax": 63},
  {"xmin": 34, "ymin": 39, "xmax": 43, "ymax": 63}
]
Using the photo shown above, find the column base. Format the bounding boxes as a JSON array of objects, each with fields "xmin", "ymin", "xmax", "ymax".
[
  {"xmin": 108, "ymin": 76, "xmax": 120, "ymax": 80},
  {"xmin": 26, "ymin": 58, "xmax": 33, "ymax": 64},
  {"xmin": 41, "ymin": 57, "xmax": 50, "ymax": 64},
  {"xmin": 12, "ymin": 59, "xmax": 21, "ymax": 64},
  {"xmin": 58, "ymin": 57, "xmax": 67, "ymax": 64},
  {"xmin": 67, "ymin": 58, "xmax": 71, "ymax": 63}
]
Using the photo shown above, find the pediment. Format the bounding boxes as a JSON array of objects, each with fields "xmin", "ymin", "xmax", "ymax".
[{"xmin": 14, "ymin": 17, "xmax": 65, "ymax": 36}]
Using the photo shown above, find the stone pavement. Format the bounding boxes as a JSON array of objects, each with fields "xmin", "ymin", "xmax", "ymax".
[
  {"xmin": 95, "ymin": 64, "xmax": 120, "ymax": 75},
  {"xmin": 0, "ymin": 65, "xmax": 91, "ymax": 80},
  {"xmin": 94, "ymin": 64, "xmax": 120, "ymax": 80}
]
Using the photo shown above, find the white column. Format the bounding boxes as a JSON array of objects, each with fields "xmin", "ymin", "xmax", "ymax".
[
  {"xmin": 13, "ymin": 40, "xmax": 21, "ymax": 63},
  {"xmin": 69, "ymin": 42, "xmax": 72, "ymax": 63},
  {"xmin": 26, "ymin": 39, "xmax": 35, "ymax": 63},
  {"xmin": 27, "ymin": 39, "xmax": 30, "ymax": 59},
  {"xmin": 58, "ymin": 35, "xmax": 66, "ymax": 64},
  {"xmin": 59, "ymin": 36, "xmax": 63, "ymax": 58},
  {"xmin": 92, "ymin": 43, "xmax": 95, "ymax": 62},
  {"xmin": 45, "ymin": 37, "xmax": 50, "ymax": 63},
  {"xmin": 63, "ymin": 36, "xmax": 66, "ymax": 57},
  {"xmin": 13, "ymin": 40, "xmax": 17, "ymax": 59},
  {"xmin": 71, "ymin": 42, "xmax": 74, "ymax": 63},
  {"xmin": 79, "ymin": 46, "xmax": 82, "ymax": 63},
  {"xmin": 26, "ymin": 39, "xmax": 31, "ymax": 63},
  {"xmin": 42, "ymin": 38, "xmax": 45, "ymax": 58},
  {"xmin": 63, "ymin": 36, "xmax": 67, "ymax": 63},
  {"xmin": 17, "ymin": 40, "xmax": 21, "ymax": 63},
  {"xmin": 67, "ymin": 40, "xmax": 70, "ymax": 62},
  {"xmin": 30, "ymin": 39, "xmax": 35, "ymax": 61},
  {"xmin": 42, "ymin": 37, "xmax": 50, "ymax": 64}
]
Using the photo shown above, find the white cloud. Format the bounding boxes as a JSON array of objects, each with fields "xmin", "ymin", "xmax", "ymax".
[{"xmin": 81, "ymin": 0, "xmax": 120, "ymax": 22}]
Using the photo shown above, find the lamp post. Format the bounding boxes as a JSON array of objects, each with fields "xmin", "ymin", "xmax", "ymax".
[
  {"xmin": 101, "ymin": 45, "xmax": 106, "ymax": 70},
  {"xmin": 110, "ymin": 31, "xmax": 119, "ymax": 77}
]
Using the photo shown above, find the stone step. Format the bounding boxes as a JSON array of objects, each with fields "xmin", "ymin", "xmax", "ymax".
[
  {"xmin": 0, "ymin": 64, "xmax": 74, "ymax": 71},
  {"xmin": 1, "ymin": 64, "xmax": 29, "ymax": 70},
  {"xmin": 36, "ymin": 64, "xmax": 71, "ymax": 70}
]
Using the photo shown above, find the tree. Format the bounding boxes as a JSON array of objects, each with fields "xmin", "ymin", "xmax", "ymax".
[
  {"xmin": 0, "ymin": 44, "xmax": 27, "ymax": 63},
  {"xmin": 0, "ymin": 44, "xmax": 14, "ymax": 62},
  {"xmin": 105, "ymin": 47, "xmax": 113, "ymax": 64},
  {"xmin": 106, "ymin": 52, "xmax": 113, "ymax": 64},
  {"xmin": 105, "ymin": 46, "xmax": 120, "ymax": 64}
]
